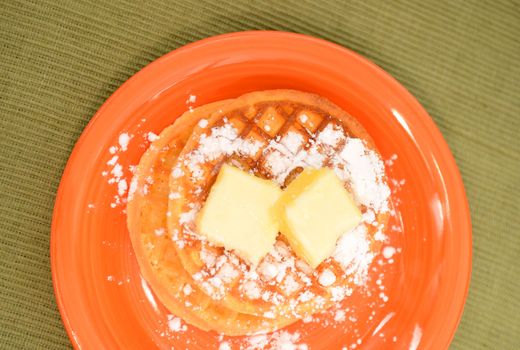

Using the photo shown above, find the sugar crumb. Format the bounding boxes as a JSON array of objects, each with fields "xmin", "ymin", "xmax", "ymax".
[
  {"xmin": 219, "ymin": 341, "xmax": 231, "ymax": 350},
  {"xmin": 187, "ymin": 94, "xmax": 197, "ymax": 103},
  {"xmin": 147, "ymin": 132, "xmax": 159, "ymax": 142},
  {"xmin": 382, "ymin": 246, "xmax": 396, "ymax": 259},
  {"xmin": 318, "ymin": 269, "xmax": 336, "ymax": 287},
  {"xmin": 118, "ymin": 133, "xmax": 131, "ymax": 151},
  {"xmin": 154, "ymin": 228, "xmax": 165, "ymax": 236},
  {"xmin": 198, "ymin": 119, "xmax": 209, "ymax": 128},
  {"xmin": 167, "ymin": 315, "xmax": 187, "ymax": 332}
]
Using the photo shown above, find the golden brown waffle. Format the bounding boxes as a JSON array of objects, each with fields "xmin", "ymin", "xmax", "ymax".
[
  {"xmin": 168, "ymin": 90, "xmax": 390, "ymax": 321},
  {"xmin": 127, "ymin": 102, "xmax": 296, "ymax": 335}
]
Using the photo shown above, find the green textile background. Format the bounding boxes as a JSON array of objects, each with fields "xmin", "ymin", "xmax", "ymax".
[{"xmin": 1, "ymin": 0, "xmax": 519, "ymax": 349}]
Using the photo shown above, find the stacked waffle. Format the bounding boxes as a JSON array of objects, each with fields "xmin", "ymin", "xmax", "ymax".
[{"xmin": 127, "ymin": 90, "xmax": 391, "ymax": 335}]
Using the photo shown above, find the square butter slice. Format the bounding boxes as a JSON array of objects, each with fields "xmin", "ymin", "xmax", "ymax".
[
  {"xmin": 196, "ymin": 164, "xmax": 282, "ymax": 265},
  {"xmin": 277, "ymin": 168, "xmax": 362, "ymax": 268}
]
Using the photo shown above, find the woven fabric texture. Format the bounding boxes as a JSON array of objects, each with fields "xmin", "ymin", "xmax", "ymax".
[{"xmin": 1, "ymin": 0, "xmax": 519, "ymax": 349}]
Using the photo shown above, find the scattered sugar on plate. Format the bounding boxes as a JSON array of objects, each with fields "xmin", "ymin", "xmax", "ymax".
[
  {"xmin": 167, "ymin": 315, "xmax": 187, "ymax": 333},
  {"xmin": 147, "ymin": 132, "xmax": 159, "ymax": 142},
  {"xmin": 107, "ymin": 155, "xmax": 118, "ymax": 166},
  {"xmin": 382, "ymin": 246, "xmax": 396, "ymax": 259},
  {"xmin": 118, "ymin": 133, "xmax": 131, "ymax": 151},
  {"xmin": 117, "ymin": 179, "xmax": 127, "ymax": 196},
  {"xmin": 385, "ymin": 153, "xmax": 398, "ymax": 166},
  {"xmin": 334, "ymin": 309, "xmax": 346, "ymax": 322},
  {"xmin": 187, "ymin": 94, "xmax": 197, "ymax": 104}
]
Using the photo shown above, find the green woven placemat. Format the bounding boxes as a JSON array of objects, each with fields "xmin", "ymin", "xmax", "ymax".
[{"xmin": 1, "ymin": 0, "xmax": 519, "ymax": 349}]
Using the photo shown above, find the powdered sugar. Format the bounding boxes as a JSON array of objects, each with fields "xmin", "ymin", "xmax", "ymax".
[
  {"xmin": 118, "ymin": 133, "xmax": 131, "ymax": 151},
  {"xmin": 316, "ymin": 124, "xmax": 344, "ymax": 147},
  {"xmin": 167, "ymin": 315, "xmax": 187, "ymax": 332},
  {"xmin": 242, "ymin": 331, "xmax": 307, "ymax": 350},
  {"xmin": 218, "ymin": 342, "xmax": 231, "ymax": 350},
  {"xmin": 259, "ymin": 262, "xmax": 278, "ymax": 281},
  {"xmin": 333, "ymin": 225, "xmax": 374, "ymax": 285},
  {"xmin": 382, "ymin": 246, "xmax": 396, "ymax": 259},
  {"xmin": 198, "ymin": 119, "xmax": 209, "ymax": 128},
  {"xmin": 243, "ymin": 280, "xmax": 261, "ymax": 299},
  {"xmin": 117, "ymin": 179, "xmax": 127, "ymax": 196},
  {"xmin": 280, "ymin": 132, "xmax": 304, "ymax": 154},
  {"xmin": 318, "ymin": 269, "xmax": 337, "ymax": 287},
  {"xmin": 182, "ymin": 283, "xmax": 192, "ymax": 296},
  {"xmin": 339, "ymin": 138, "xmax": 390, "ymax": 212},
  {"xmin": 179, "ymin": 209, "xmax": 197, "ymax": 225},
  {"xmin": 146, "ymin": 132, "xmax": 159, "ymax": 142},
  {"xmin": 282, "ymin": 274, "xmax": 301, "ymax": 295},
  {"xmin": 169, "ymin": 192, "xmax": 181, "ymax": 200},
  {"xmin": 264, "ymin": 131, "xmax": 321, "ymax": 184},
  {"xmin": 154, "ymin": 228, "xmax": 165, "ymax": 236},
  {"xmin": 183, "ymin": 124, "xmax": 262, "ymax": 178},
  {"xmin": 103, "ymin": 133, "xmax": 134, "ymax": 208},
  {"xmin": 127, "ymin": 177, "xmax": 138, "ymax": 201},
  {"xmin": 263, "ymin": 123, "xmax": 390, "ymax": 215},
  {"xmin": 187, "ymin": 94, "xmax": 197, "ymax": 104},
  {"xmin": 171, "ymin": 167, "xmax": 184, "ymax": 178},
  {"xmin": 200, "ymin": 248, "xmax": 217, "ymax": 268}
]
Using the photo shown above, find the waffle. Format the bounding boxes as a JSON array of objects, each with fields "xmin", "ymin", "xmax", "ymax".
[
  {"xmin": 167, "ymin": 90, "xmax": 390, "ymax": 322},
  {"xmin": 127, "ymin": 102, "xmax": 296, "ymax": 335}
]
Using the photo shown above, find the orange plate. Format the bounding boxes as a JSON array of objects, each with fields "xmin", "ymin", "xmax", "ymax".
[{"xmin": 51, "ymin": 31, "xmax": 471, "ymax": 349}]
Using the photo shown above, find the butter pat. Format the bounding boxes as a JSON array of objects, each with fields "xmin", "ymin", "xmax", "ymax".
[
  {"xmin": 277, "ymin": 168, "xmax": 362, "ymax": 268},
  {"xmin": 196, "ymin": 164, "xmax": 282, "ymax": 265}
]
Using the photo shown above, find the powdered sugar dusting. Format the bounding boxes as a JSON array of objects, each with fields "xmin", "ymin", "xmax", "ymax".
[
  {"xmin": 339, "ymin": 138, "xmax": 390, "ymax": 212},
  {"xmin": 317, "ymin": 124, "xmax": 344, "ymax": 147},
  {"xmin": 118, "ymin": 133, "xmax": 131, "ymax": 151},
  {"xmin": 382, "ymin": 246, "xmax": 396, "ymax": 259},
  {"xmin": 184, "ymin": 124, "xmax": 262, "ymax": 175},
  {"xmin": 117, "ymin": 179, "xmax": 127, "ymax": 196},
  {"xmin": 103, "ymin": 132, "xmax": 135, "ymax": 208},
  {"xmin": 147, "ymin": 132, "xmax": 159, "ymax": 142},
  {"xmin": 263, "ymin": 123, "xmax": 390, "ymax": 215},
  {"xmin": 198, "ymin": 119, "xmax": 209, "ymax": 128},
  {"xmin": 318, "ymin": 269, "xmax": 336, "ymax": 287},
  {"xmin": 167, "ymin": 314, "xmax": 187, "ymax": 333},
  {"xmin": 218, "ymin": 342, "xmax": 231, "ymax": 350},
  {"xmin": 242, "ymin": 331, "xmax": 307, "ymax": 350},
  {"xmin": 333, "ymin": 225, "xmax": 374, "ymax": 286}
]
